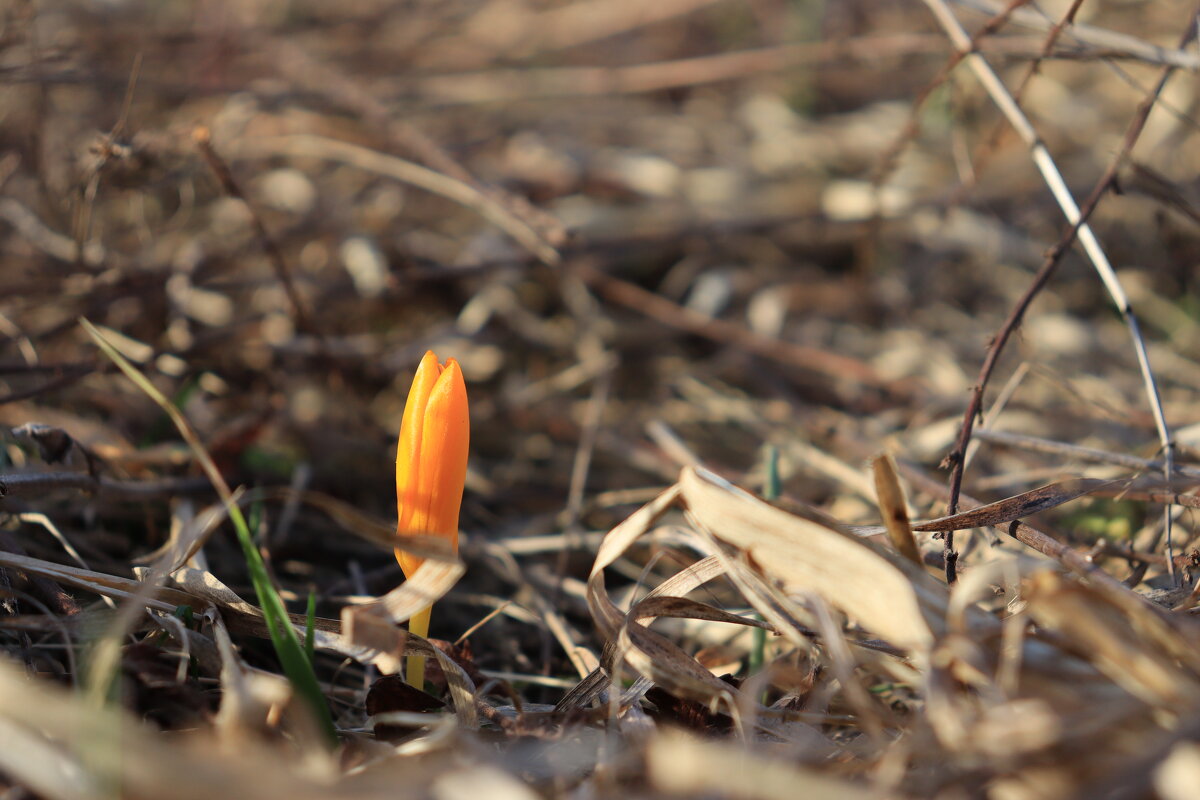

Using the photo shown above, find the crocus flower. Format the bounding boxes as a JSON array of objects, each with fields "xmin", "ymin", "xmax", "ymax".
[{"xmin": 395, "ymin": 350, "xmax": 469, "ymax": 688}]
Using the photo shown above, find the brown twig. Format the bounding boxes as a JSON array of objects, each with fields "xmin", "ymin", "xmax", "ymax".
[
  {"xmin": 895, "ymin": 460, "xmax": 1140, "ymax": 600},
  {"xmin": 572, "ymin": 260, "xmax": 910, "ymax": 406},
  {"xmin": 0, "ymin": 365, "xmax": 95, "ymax": 406},
  {"xmin": 192, "ymin": 126, "xmax": 321, "ymax": 341},
  {"xmin": 930, "ymin": 3, "xmax": 1194, "ymax": 583},
  {"xmin": 872, "ymin": 0, "xmax": 1032, "ymax": 188},
  {"xmin": 952, "ymin": 0, "xmax": 1086, "ymax": 203},
  {"xmin": 403, "ymin": 32, "xmax": 1125, "ymax": 106},
  {"xmin": 952, "ymin": 0, "xmax": 1200, "ymax": 70},
  {"xmin": 0, "ymin": 471, "xmax": 210, "ymax": 502},
  {"xmin": 266, "ymin": 40, "xmax": 564, "ymax": 264}
]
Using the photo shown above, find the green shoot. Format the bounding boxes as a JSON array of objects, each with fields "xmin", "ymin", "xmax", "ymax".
[{"xmin": 305, "ymin": 590, "xmax": 317, "ymax": 666}]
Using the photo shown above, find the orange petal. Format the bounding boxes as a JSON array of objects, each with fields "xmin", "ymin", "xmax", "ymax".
[
  {"xmin": 418, "ymin": 358, "xmax": 469, "ymax": 541},
  {"xmin": 395, "ymin": 352, "xmax": 468, "ymax": 578},
  {"xmin": 396, "ymin": 351, "xmax": 441, "ymax": 535}
]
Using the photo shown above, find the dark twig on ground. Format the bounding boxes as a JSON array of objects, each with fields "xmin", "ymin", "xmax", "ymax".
[{"xmin": 193, "ymin": 127, "xmax": 322, "ymax": 343}]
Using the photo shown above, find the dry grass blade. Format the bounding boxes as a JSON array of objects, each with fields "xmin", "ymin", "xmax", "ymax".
[
  {"xmin": 911, "ymin": 477, "xmax": 1123, "ymax": 532},
  {"xmin": 586, "ymin": 481, "xmax": 745, "ymax": 707},
  {"xmin": 1023, "ymin": 569, "xmax": 1200, "ymax": 709},
  {"xmin": 138, "ymin": 487, "xmax": 397, "ymax": 572},
  {"xmin": 341, "ymin": 605, "xmax": 479, "ymax": 728},
  {"xmin": 0, "ymin": 550, "xmax": 193, "ymax": 613},
  {"xmin": 340, "ymin": 557, "xmax": 477, "ymax": 726},
  {"xmin": 80, "ymin": 317, "xmax": 336, "ymax": 743}
]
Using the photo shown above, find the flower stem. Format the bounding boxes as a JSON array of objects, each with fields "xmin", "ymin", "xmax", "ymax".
[{"xmin": 406, "ymin": 606, "xmax": 432, "ymax": 690}]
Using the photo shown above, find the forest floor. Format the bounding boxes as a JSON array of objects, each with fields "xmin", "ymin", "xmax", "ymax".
[{"xmin": 2, "ymin": 1, "xmax": 1200, "ymax": 798}]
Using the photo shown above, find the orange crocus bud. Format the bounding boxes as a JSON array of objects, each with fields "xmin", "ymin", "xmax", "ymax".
[
  {"xmin": 395, "ymin": 350, "xmax": 468, "ymax": 689},
  {"xmin": 395, "ymin": 350, "xmax": 469, "ymax": 577}
]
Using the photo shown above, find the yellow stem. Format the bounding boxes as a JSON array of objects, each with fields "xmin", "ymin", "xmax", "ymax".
[{"xmin": 405, "ymin": 605, "xmax": 432, "ymax": 690}]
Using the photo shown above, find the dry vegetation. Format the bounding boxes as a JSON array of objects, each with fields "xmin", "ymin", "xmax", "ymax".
[{"xmin": 2, "ymin": 0, "xmax": 1200, "ymax": 798}]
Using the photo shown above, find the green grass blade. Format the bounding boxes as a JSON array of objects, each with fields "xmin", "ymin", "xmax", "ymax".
[
  {"xmin": 81, "ymin": 317, "xmax": 338, "ymax": 747},
  {"xmin": 305, "ymin": 590, "xmax": 317, "ymax": 665}
]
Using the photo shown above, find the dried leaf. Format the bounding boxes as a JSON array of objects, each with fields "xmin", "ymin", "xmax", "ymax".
[
  {"xmin": 912, "ymin": 478, "xmax": 1120, "ymax": 533},
  {"xmin": 680, "ymin": 466, "xmax": 963, "ymax": 654}
]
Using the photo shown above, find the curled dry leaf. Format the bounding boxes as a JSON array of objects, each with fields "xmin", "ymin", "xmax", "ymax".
[
  {"xmin": 586, "ymin": 482, "xmax": 748, "ymax": 709},
  {"xmin": 679, "ymin": 466, "xmax": 977, "ymax": 655},
  {"xmin": 584, "ymin": 465, "xmax": 998, "ymax": 720}
]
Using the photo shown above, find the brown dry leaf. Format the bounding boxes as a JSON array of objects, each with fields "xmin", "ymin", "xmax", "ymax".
[
  {"xmin": 680, "ymin": 466, "xmax": 966, "ymax": 655},
  {"xmin": 1022, "ymin": 569, "xmax": 1200, "ymax": 709},
  {"xmin": 910, "ymin": 478, "xmax": 1121, "ymax": 533}
]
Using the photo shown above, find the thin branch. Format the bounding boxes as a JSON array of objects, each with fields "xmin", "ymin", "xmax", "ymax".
[
  {"xmin": 229, "ymin": 134, "xmax": 561, "ymax": 268},
  {"xmin": 572, "ymin": 260, "xmax": 909, "ymax": 404},
  {"xmin": 953, "ymin": 0, "xmax": 1200, "ymax": 70},
  {"xmin": 0, "ymin": 471, "xmax": 210, "ymax": 501},
  {"xmin": 192, "ymin": 127, "xmax": 322, "ymax": 341},
  {"xmin": 923, "ymin": 0, "xmax": 1192, "ymax": 583},
  {"xmin": 950, "ymin": 0, "xmax": 1086, "ymax": 203},
  {"xmin": 895, "ymin": 460, "xmax": 1144, "ymax": 601},
  {"xmin": 974, "ymin": 429, "xmax": 1200, "ymax": 479},
  {"xmin": 873, "ymin": 0, "xmax": 1032, "ymax": 188}
]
